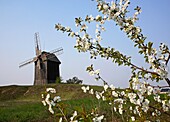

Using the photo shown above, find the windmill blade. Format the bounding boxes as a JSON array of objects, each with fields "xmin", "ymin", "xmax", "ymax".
[
  {"xmin": 19, "ymin": 57, "xmax": 37, "ymax": 68},
  {"xmin": 35, "ymin": 32, "xmax": 41, "ymax": 56},
  {"xmin": 49, "ymin": 47, "xmax": 63, "ymax": 56}
]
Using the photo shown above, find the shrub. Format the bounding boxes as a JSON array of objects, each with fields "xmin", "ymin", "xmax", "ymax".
[{"xmin": 66, "ymin": 76, "xmax": 83, "ymax": 84}]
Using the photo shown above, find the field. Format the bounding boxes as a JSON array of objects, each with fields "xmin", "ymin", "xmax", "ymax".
[
  {"xmin": 1, "ymin": 84, "xmax": 170, "ymax": 122},
  {"xmin": 0, "ymin": 84, "xmax": 120, "ymax": 122}
]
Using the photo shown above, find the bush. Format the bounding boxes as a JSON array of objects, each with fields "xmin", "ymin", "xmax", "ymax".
[
  {"xmin": 56, "ymin": 77, "xmax": 63, "ymax": 84},
  {"xmin": 66, "ymin": 76, "xmax": 83, "ymax": 84}
]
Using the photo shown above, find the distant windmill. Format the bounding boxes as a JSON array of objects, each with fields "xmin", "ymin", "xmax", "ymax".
[{"xmin": 19, "ymin": 32, "xmax": 63, "ymax": 85}]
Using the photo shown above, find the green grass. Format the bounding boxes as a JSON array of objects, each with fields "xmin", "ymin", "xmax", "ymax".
[
  {"xmin": 2, "ymin": 84, "xmax": 169, "ymax": 122},
  {"xmin": 0, "ymin": 84, "xmax": 116, "ymax": 122},
  {"xmin": 0, "ymin": 102, "xmax": 49, "ymax": 122},
  {"xmin": 0, "ymin": 96, "xmax": 116, "ymax": 122}
]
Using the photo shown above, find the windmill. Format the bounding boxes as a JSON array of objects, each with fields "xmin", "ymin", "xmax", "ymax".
[{"xmin": 19, "ymin": 32, "xmax": 63, "ymax": 85}]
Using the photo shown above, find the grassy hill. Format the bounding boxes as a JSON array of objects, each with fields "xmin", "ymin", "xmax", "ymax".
[
  {"xmin": 0, "ymin": 84, "xmax": 93, "ymax": 102},
  {"xmin": 0, "ymin": 84, "xmax": 116, "ymax": 122}
]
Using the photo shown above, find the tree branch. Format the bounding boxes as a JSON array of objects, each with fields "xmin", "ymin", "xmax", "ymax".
[
  {"xmin": 129, "ymin": 62, "xmax": 159, "ymax": 76},
  {"xmin": 165, "ymin": 52, "xmax": 170, "ymax": 65},
  {"xmin": 165, "ymin": 78, "xmax": 170, "ymax": 86},
  {"xmin": 149, "ymin": 105, "xmax": 170, "ymax": 116}
]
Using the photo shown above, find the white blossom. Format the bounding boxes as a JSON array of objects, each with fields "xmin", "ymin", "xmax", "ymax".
[
  {"xmin": 65, "ymin": 26, "xmax": 71, "ymax": 32},
  {"xmin": 134, "ymin": 106, "xmax": 140, "ymax": 116},
  {"xmin": 130, "ymin": 106, "xmax": 132, "ymax": 111},
  {"xmin": 93, "ymin": 115, "xmax": 104, "ymax": 122},
  {"xmin": 46, "ymin": 93, "xmax": 50, "ymax": 99},
  {"xmin": 110, "ymin": 2, "xmax": 116, "ymax": 10},
  {"xmin": 154, "ymin": 68, "xmax": 168, "ymax": 78},
  {"xmin": 45, "ymin": 94, "xmax": 51, "ymax": 105},
  {"xmin": 148, "ymin": 55, "xmax": 155, "ymax": 63},
  {"xmin": 70, "ymin": 32, "xmax": 75, "ymax": 37},
  {"xmin": 97, "ymin": 3, "xmax": 102, "ymax": 11},
  {"xmin": 59, "ymin": 117, "xmax": 63, "ymax": 122},
  {"xmin": 136, "ymin": 99, "xmax": 141, "ymax": 106},
  {"xmin": 112, "ymin": 91, "xmax": 118, "ymax": 97},
  {"xmin": 114, "ymin": 98, "xmax": 123, "ymax": 104},
  {"xmin": 122, "ymin": 0, "xmax": 129, "ymax": 11},
  {"xmin": 119, "ymin": 0, "xmax": 122, "ymax": 7},
  {"xmin": 102, "ymin": 96, "xmax": 106, "ymax": 101},
  {"xmin": 81, "ymin": 24, "xmax": 88, "ymax": 31},
  {"xmin": 70, "ymin": 111, "xmax": 77, "ymax": 122},
  {"xmin": 162, "ymin": 100, "xmax": 169, "ymax": 112},
  {"xmin": 114, "ymin": 107, "xmax": 117, "ymax": 112},
  {"xmin": 128, "ymin": 93, "xmax": 136, "ymax": 99},
  {"xmin": 96, "ymin": 91, "xmax": 101, "ymax": 99},
  {"xmin": 41, "ymin": 94, "xmax": 44, "ymax": 98},
  {"xmin": 93, "ymin": 39, "xmax": 97, "ymax": 44},
  {"xmin": 131, "ymin": 77, "xmax": 139, "ymax": 90},
  {"xmin": 81, "ymin": 86, "xmax": 90, "ymax": 93},
  {"xmin": 114, "ymin": 12, "xmax": 120, "ymax": 17},
  {"xmin": 152, "ymin": 112, "xmax": 155, "ymax": 116},
  {"xmin": 131, "ymin": 116, "xmax": 135, "ymax": 121},
  {"xmin": 147, "ymin": 86, "xmax": 153, "ymax": 95},
  {"xmin": 51, "ymin": 101, "xmax": 56, "ymax": 106},
  {"xmin": 94, "ymin": 69, "xmax": 100, "ymax": 75},
  {"xmin": 42, "ymin": 100, "xmax": 46, "ymax": 106},
  {"xmin": 104, "ymin": 84, "xmax": 109, "ymax": 91},
  {"xmin": 96, "ymin": 15, "xmax": 101, "ymax": 21},
  {"xmin": 81, "ymin": 86, "xmax": 86, "ymax": 93},
  {"xmin": 118, "ymin": 107, "xmax": 123, "ymax": 114},
  {"xmin": 121, "ymin": 91, "xmax": 125, "ymax": 96},
  {"xmin": 89, "ymin": 89, "xmax": 94, "ymax": 94},
  {"xmin": 89, "ymin": 71, "xmax": 94, "ymax": 76},
  {"xmin": 142, "ymin": 99, "xmax": 150, "ymax": 112},
  {"xmin": 46, "ymin": 88, "xmax": 56, "ymax": 93},
  {"xmin": 89, "ymin": 15, "xmax": 94, "ymax": 21},
  {"xmin": 110, "ymin": 84, "xmax": 115, "ymax": 90},
  {"xmin": 137, "ymin": 92, "xmax": 144, "ymax": 102},
  {"xmin": 154, "ymin": 95, "xmax": 161, "ymax": 103},
  {"xmin": 103, "ymin": 4, "xmax": 109, "ymax": 10},
  {"xmin": 88, "ymin": 69, "xmax": 100, "ymax": 76},
  {"xmin": 139, "ymin": 83, "xmax": 147, "ymax": 95},
  {"xmin": 95, "ymin": 29, "xmax": 99, "ymax": 34},
  {"xmin": 96, "ymin": 35, "xmax": 102, "ymax": 42},
  {"xmin": 132, "ymin": 77, "xmax": 138, "ymax": 82},
  {"xmin": 48, "ymin": 105, "xmax": 54, "ymax": 114},
  {"xmin": 54, "ymin": 96, "xmax": 61, "ymax": 102},
  {"xmin": 86, "ymin": 86, "xmax": 90, "ymax": 90}
]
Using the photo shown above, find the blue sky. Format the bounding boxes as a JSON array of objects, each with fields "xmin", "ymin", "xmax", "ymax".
[{"xmin": 0, "ymin": 0, "xmax": 170, "ymax": 87}]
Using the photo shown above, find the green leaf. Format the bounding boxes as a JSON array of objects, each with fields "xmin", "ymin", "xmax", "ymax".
[{"xmin": 147, "ymin": 42, "xmax": 153, "ymax": 55}]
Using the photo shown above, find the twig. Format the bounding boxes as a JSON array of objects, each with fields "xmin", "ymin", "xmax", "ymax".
[
  {"xmin": 149, "ymin": 105, "xmax": 170, "ymax": 116},
  {"xmin": 58, "ymin": 107, "xmax": 68, "ymax": 122},
  {"xmin": 97, "ymin": 74, "xmax": 108, "ymax": 85},
  {"xmin": 165, "ymin": 52, "xmax": 170, "ymax": 65}
]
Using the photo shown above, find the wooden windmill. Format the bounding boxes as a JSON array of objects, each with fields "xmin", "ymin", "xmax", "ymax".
[{"xmin": 19, "ymin": 33, "xmax": 63, "ymax": 85}]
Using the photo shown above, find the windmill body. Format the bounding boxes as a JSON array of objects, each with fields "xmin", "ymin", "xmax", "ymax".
[
  {"xmin": 19, "ymin": 33, "xmax": 63, "ymax": 85},
  {"xmin": 34, "ymin": 51, "xmax": 61, "ymax": 85}
]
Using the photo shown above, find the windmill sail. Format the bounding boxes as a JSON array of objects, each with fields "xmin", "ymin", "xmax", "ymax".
[
  {"xmin": 35, "ymin": 32, "xmax": 41, "ymax": 56},
  {"xmin": 19, "ymin": 57, "xmax": 36, "ymax": 68},
  {"xmin": 50, "ymin": 47, "xmax": 63, "ymax": 55}
]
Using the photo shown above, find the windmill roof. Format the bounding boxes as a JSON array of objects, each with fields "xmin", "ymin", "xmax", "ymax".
[{"xmin": 42, "ymin": 51, "xmax": 61, "ymax": 64}]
